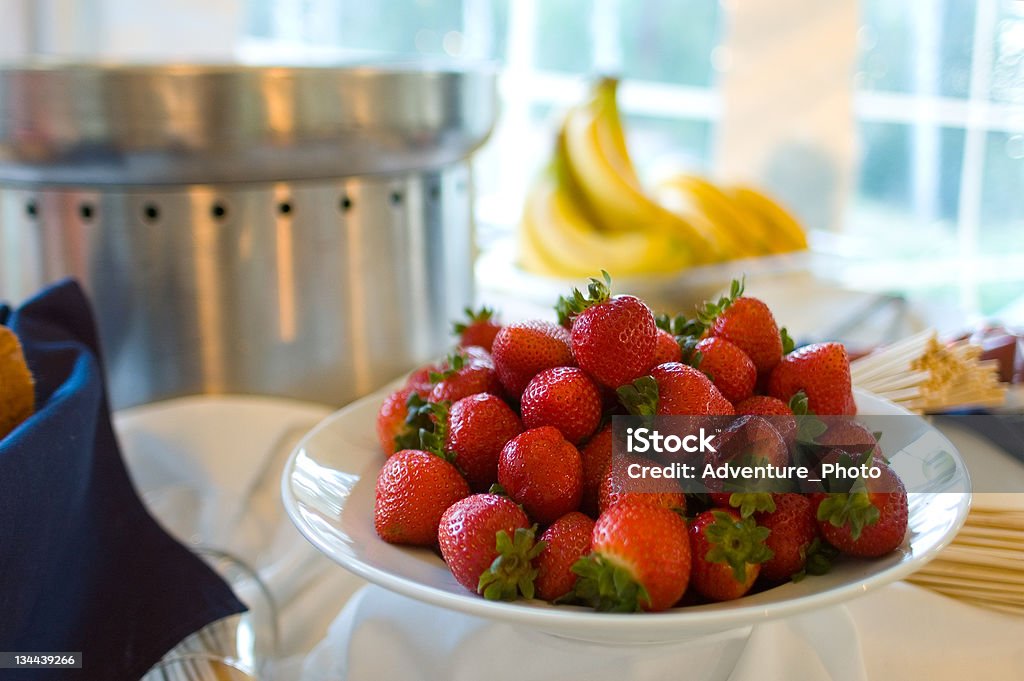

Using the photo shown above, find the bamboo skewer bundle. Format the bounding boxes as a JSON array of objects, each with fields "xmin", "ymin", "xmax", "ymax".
[
  {"xmin": 906, "ymin": 507, "xmax": 1024, "ymax": 616},
  {"xmin": 850, "ymin": 330, "xmax": 1007, "ymax": 414}
]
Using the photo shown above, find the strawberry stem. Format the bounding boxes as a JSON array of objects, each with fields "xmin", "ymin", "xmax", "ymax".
[
  {"xmin": 478, "ymin": 526, "xmax": 546, "ymax": 601},
  {"xmin": 704, "ymin": 510, "xmax": 773, "ymax": 583}
]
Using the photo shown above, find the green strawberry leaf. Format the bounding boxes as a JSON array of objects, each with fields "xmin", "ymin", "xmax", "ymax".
[
  {"xmin": 780, "ymin": 327, "xmax": 796, "ymax": 354},
  {"xmin": 418, "ymin": 401, "xmax": 455, "ymax": 463},
  {"xmin": 616, "ymin": 376, "xmax": 660, "ymax": 417},
  {"xmin": 693, "ymin": 276, "xmax": 745, "ymax": 330},
  {"xmin": 478, "ymin": 526, "xmax": 545, "ymax": 601},
  {"xmin": 815, "ymin": 479, "xmax": 881, "ymax": 541},
  {"xmin": 567, "ymin": 554, "xmax": 650, "ymax": 612},
  {"xmin": 725, "ymin": 492, "xmax": 777, "ymax": 518},
  {"xmin": 452, "ymin": 306, "xmax": 495, "ymax": 335},
  {"xmin": 556, "ymin": 271, "xmax": 613, "ymax": 320},
  {"xmin": 428, "ymin": 352, "xmax": 466, "ymax": 384},
  {"xmin": 704, "ymin": 510, "xmax": 774, "ymax": 583}
]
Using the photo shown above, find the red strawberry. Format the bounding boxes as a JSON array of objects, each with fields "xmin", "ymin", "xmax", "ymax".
[
  {"xmin": 580, "ymin": 426, "xmax": 613, "ymax": 517},
  {"xmin": 735, "ymin": 395, "xmax": 796, "ymax": 445},
  {"xmin": 652, "ymin": 329, "xmax": 682, "ymax": 365},
  {"xmin": 376, "ymin": 387, "xmax": 412, "ymax": 454},
  {"xmin": 598, "ymin": 463, "xmax": 687, "ymax": 515},
  {"xmin": 709, "ymin": 296, "xmax": 784, "ymax": 375},
  {"xmin": 572, "ymin": 501, "xmax": 691, "ymax": 612},
  {"xmin": 818, "ymin": 420, "xmax": 883, "ymax": 461},
  {"xmin": 815, "ymin": 461, "xmax": 908, "ymax": 558},
  {"xmin": 694, "ymin": 337, "xmax": 756, "ymax": 404},
  {"xmin": 498, "ymin": 427, "xmax": 582, "ymax": 525},
  {"xmin": 534, "ymin": 512, "xmax": 595, "ymax": 601},
  {"xmin": 755, "ymin": 493, "xmax": 821, "ymax": 582},
  {"xmin": 438, "ymin": 494, "xmax": 543, "ymax": 600},
  {"xmin": 768, "ymin": 342, "xmax": 856, "ymax": 416},
  {"xmin": 566, "ymin": 273, "xmax": 658, "ymax": 388},
  {"xmin": 406, "ymin": 364, "xmax": 438, "ymax": 398},
  {"xmin": 521, "ymin": 367, "xmax": 602, "ymax": 444},
  {"xmin": 618, "ymin": 363, "xmax": 734, "ymax": 416},
  {"xmin": 429, "ymin": 352, "xmax": 504, "ymax": 404},
  {"xmin": 492, "ymin": 320, "xmax": 575, "ymax": 398},
  {"xmin": 374, "ymin": 450, "xmax": 470, "ymax": 546},
  {"xmin": 711, "ymin": 415, "xmax": 789, "ymax": 471},
  {"xmin": 446, "ymin": 393, "xmax": 523, "ymax": 492},
  {"xmin": 689, "ymin": 509, "xmax": 772, "ymax": 601},
  {"xmin": 454, "ymin": 306, "xmax": 502, "ymax": 352}
]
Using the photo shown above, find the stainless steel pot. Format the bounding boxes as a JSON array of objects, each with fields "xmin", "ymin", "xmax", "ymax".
[{"xmin": 0, "ymin": 64, "xmax": 497, "ymax": 408}]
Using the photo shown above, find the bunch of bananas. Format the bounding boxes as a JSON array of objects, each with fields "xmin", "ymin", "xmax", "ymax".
[{"xmin": 518, "ymin": 78, "xmax": 807, "ymax": 279}]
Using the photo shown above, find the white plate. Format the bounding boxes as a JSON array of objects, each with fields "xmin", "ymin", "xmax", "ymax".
[{"xmin": 282, "ymin": 388, "xmax": 970, "ymax": 645}]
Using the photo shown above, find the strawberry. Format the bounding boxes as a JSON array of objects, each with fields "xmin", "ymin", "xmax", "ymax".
[
  {"xmin": 617, "ymin": 364, "xmax": 734, "ymax": 416},
  {"xmin": 454, "ymin": 306, "xmax": 502, "ymax": 352},
  {"xmin": 711, "ymin": 415, "xmax": 789, "ymax": 471},
  {"xmin": 446, "ymin": 393, "xmax": 523, "ymax": 492},
  {"xmin": 438, "ymin": 494, "xmax": 544, "ymax": 600},
  {"xmin": 768, "ymin": 342, "xmax": 856, "ymax": 416},
  {"xmin": 520, "ymin": 366, "xmax": 602, "ymax": 444},
  {"xmin": 374, "ymin": 449, "xmax": 470, "ymax": 546},
  {"xmin": 598, "ymin": 463, "xmax": 687, "ymax": 515},
  {"xmin": 406, "ymin": 364, "xmax": 438, "ymax": 398},
  {"xmin": 816, "ymin": 461, "xmax": 908, "ymax": 558},
  {"xmin": 498, "ymin": 426, "xmax": 582, "ymax": 525},
  {"xmin": 709, "ymin": 296, "xmax": 784, "ymax": 375},
  {"xmin": 564, "ymin": 272, "xmax": 657, "ymax": 388},
  {"xmin": 689, "ymin": 509, "xmax": 773, "ymax": 601},
  {"xmin": 571, "ymin": 501, "xmax": 691, "ymax": 612},
  {"xmin": 429, "ymin": 352, "xmax": 504, "ymax": 404},
  {"xmin": 818, "ymin": 420, "xmax": 883, "ymax": 461},
  {"xmin": 693, "ymin": 337, "xmax": 756, "ymax": 404},
  {"xmin": 580, "ymin": 425, "xmax": 613, "ymax": 517},
  {"xmin": 652, "ymin": 328, "xmax": 682, "ymax": 365},
  {"xmin": 755, "ymin": 493, "xmax": 822, "ymax": 582},
  {"xmin": 534, "ymin": 512, "xmax": 595, "ymax": 601},
  {"xmin": 491, "ymin": 320, "xmax": 575, "ymax": 398},
  {"xmin": 735, "ymin": 395, "xmax": 796, "ymax": 445},
  {"xmin": 376, "ymin": 386, "xmax": 412, "ymax": 454}
]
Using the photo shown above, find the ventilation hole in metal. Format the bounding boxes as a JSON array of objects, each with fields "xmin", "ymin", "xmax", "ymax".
[
  {"xmin": 340, "ymin": 195, "xmax": 353, "ymax": 212},
  {"xmin": 143, "ymin": 203, "xmax": 160, "ymax": 223},
  {"xmin": 278, "ymin": 201, "xmax": 293, "ymax": 216},
  {"xmin": 211, "ymin": 202, "xmax": 228, "ymax": 220},
  {"xmin": 80, "ymin": 203, "xmax": 95, "ymax": 221}
]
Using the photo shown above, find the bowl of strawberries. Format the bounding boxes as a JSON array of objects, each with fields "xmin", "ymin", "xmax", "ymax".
[{"xmin": 283, "ymin": 275, "xmax": 970, "ymax": 644}]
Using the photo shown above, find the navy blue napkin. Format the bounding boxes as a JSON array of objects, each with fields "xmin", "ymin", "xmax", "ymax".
[{"xmin": 0, "ymin": 280, "xmax": 246, "ymax": 681}]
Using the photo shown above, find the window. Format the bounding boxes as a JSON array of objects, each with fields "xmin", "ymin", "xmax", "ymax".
[{"xmin": 240, "ymin": 0, "xmax": 1024, "ymax": 317}]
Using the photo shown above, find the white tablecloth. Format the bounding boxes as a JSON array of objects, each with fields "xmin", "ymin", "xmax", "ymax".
[{"xmin": 116, "ymin": 396, "xmax": 1024, "ymax": 681}]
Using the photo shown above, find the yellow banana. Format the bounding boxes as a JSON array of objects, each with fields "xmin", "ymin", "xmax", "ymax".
[
  {"xmin": 728, "ymin": 186, "xmax": 808, "ymax": 252},
  {"xmin": 658, "ymin": 174, "xmax": 769, "ymax": 258},
  {"xmin": 560, "ymin": 85, "xmax": 717, "ymax": 263},
  {"xmin": 517, "ymin": 160, "xmax": 690, "ymax": 278}
]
